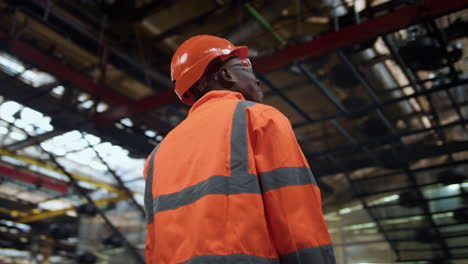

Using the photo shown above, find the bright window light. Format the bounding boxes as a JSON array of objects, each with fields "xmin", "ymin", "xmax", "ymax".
[
  {"xmin": 66, "ymin": 211, "xmax": 77, "ymax": 217},
  {"xmin": 40, "ymin": 140, "xmax": 66, "ymax": 156},
  {"xmin": 96, "ymin": 102, "xmax": 109, "ymax": 112},
  {"xmin": 0, "ymin": 100, "xmax": 54, "ymax": 135},
  {"xmin": 421, "ymin": 116, "xmax": 432, "ymax": 128},
  {"xmin": 0, "ymin": 52, "xmax": 25, "ymax": 74},
  {"xmin": 446, "ymin": 184, "xmax": 460, "ymax": 191},
  {"xmin": 39, "ymin": 199, "xmax": 74, "ymax": 211},
  {"xmin": 383, "ymin": 194, "xmax": 399, "ymax": 202},
  {"xmin": 343, "ymin": 222, "xmax": 376, "ymax": 231},
  {"xmin": 0, "ymin": 220, "xmax": 30, "ymax": 232},
  {"xmin": 338, "ymin": 203, "xmax": 363, "ymax": 215},
  {"xmin": 145, "ymin": 130, "xmax": 156, "ymax": 137},
  {"xmin": 368, "ymin": 194, "xmax": 400, "ymax": 206},
  {"xmin": 14, "ymin": 119, "xmax": 28, "ymax": 129},
  {"xmin": 65, "ymin": 148, "xmax": 95, "ymax": 163},
  {"xmin": 20, "ymin": 70, "xmax": 56, "ymax": 87},
  {"xmin": 381, "ymin": 215, "xmax": 424, "ymax": 225},
  {"xmin": 9, "ymin": 131, "xmax": 27, "ymax": 141},
  {"xmin": 40, "ymin": 141, "xmax": 54, "ymax": 152},
  {"xmin": 79, "ymin": 100, "xmax": 94, "ymax": 109},
  {"xmin": 77, "ymin": 93, "xmax": 90, "ymax": 102},
  {"xmin": 51, "ymin": 85, "xmax": 65, "ymax": 97},
  {"xmin": 121, "ymin": 118, "xmax": 133, "ymax": 127},
  {"xmin": 49, "ymin": 131, "xmax": 89, "ymax": 153},
  {"xmin": 0, "ymin": 99, "xmax": 146, "ymax": 191},
  {"xmin": 89, "ymin": 160, "xmax": 107, "ymax": 171},
  {"xmin": 1, "ymin": 155, "xmax": 27, "ymax": 166},
  {"xmin": 94, "ymin": 142, "xmax": 112, "ymax": 153},
  {"xmin": 84, "ymin": 133, "xmax": 101, "ymax": 145},
  {"xmin": 354, "ymin": 0, "xmax": 366, "ymax": 11},
  {"xmin": 324, "ymin": 212, "xmax": 339, "ymax": 221},
  {"xmin": 20, "ymin": 107, "xmax": 44, "ymax": 124},
  {"xmin": 36, "ymin": 116, "xmax": 54, "ymax": 132},
  {"xmin": 432, "ymin": 212, "xmax": 453, "ymax": 219},
  {"xmin": 339, "ymin": 208, "xmax": 352, "ymax": 214},
  {"xmin": 0, "ymin": 101, "xmax": 22, "ymax": 122}
]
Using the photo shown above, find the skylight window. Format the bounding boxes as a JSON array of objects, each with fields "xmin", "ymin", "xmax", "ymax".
[
  {"xmin": 14, "ymin": 119, "xmax": 28, "ymax": 129},
  {"xmin": 51, "ymin": 85, "xmax": 65, "ymax": 97},
  {"xmin": 46, "ymin": 130, "xmax": 90, "ymax": 153},
  {"xmin": 96, "ymin": 102, "xmax": 109, "ymax": 112},
  {"xmin": 343, "ymin": 222, "xmax": 376, "ymax": 231},
  {"xmin": 20, "ymin": 107, "xmax": 44, "ymax": 124},
  {"xmin": 84, "ymin": 133, "xmax": 101, "ymax": 145},
  {"xmin": 0, "ymin": 101, "xmax": 22, "ymax": 123},
  {"xmin": 0, "ymin": 52, "xmax": 56, "ymax": 88},
  {"xmin": 20, "ymin": 69, "xmax": 56, "ymax": 87},
  {"xmin": 77, "ymin": 93, "xmax": 90, "ymax": 102},
  {"xmin": 121, "ymin": 118, "xmax": 133, "ymax": 127},
  {"xmin": 0, "ymin": 100, "xmax": 54, "ymax": 136},
  {"xmin": 37, "ymin": 130, "xmax": 146, "ymax": 186},
  {"xmin": 65, "ymin": 147, "xmax": 95, "ymax": 164},
  {"xmin": 40, "ymin": 141, "xmax": 67, "ymax": 156},
  {"xmin": 0, "ymin": 52, "xmax": 25, "ymax": 74},
  {"xmin": 36, "ymin": 116, "xmax": 54, "ymax": 132},
  {"xmin": 79, "ymin": 100, "xmax": 94, "ymax": 109},
  {"xmin": 0, "ymin": 97, "xmax": 146, "ymax": 192},
  {"xmin": 144, "ymin": 130, "xmax": 156, "ymax": 137},
  {"xmin": 367, "ymin": 194, "xmax": 400, "ymax": 206},
  {"xmin": 39, "ymin": 198, "xmax": 75, "ymax": 211},
  {"xmin": 9, "ymin": 131, "xmax": 27, "ymax": 141},
  {"xmin": 338, "ymin": 203, "xmax": 363, "ymax": 215}
]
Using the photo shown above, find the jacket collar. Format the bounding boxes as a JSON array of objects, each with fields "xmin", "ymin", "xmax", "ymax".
[{"xmin": 189, "ymin": 90, "xmax": 245, "ymax": 115}]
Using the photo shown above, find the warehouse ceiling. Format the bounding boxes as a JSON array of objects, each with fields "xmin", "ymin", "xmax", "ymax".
[{"xmin": 0, "ymin": 0, "xmax": 467, "ymax": 263}]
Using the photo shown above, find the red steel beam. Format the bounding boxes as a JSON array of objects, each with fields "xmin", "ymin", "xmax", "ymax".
[
  {"xmin": 0, "ymin": 162, "xmax": 69, "ymax": 194},
  {"xmin": 5, "ymin": 0, "xmax": 464, "ymax": 128},
  {"xmin": 0, "ymin": 31, "xmax": 128, "ymax": 105},
  {"xmin": 0, "ymin": 31, "xmax": 176, "ymax": 128},
  {"xmin": 252, "ymin": 0, "xmax": 467, "ymax": 73},
  {"xmin": 92, "ymin": 0, "xmax": 467, "ymax": 125}
]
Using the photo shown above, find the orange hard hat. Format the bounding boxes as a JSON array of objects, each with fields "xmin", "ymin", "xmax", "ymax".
[{"xmin": 171, "ymin": 35, "xmax": 248, "ymax": 105}]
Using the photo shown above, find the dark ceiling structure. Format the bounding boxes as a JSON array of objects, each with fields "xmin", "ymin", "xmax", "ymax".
[{"xmin": 0, "ymin": 0, "xmax": 467, "ymax": 263}]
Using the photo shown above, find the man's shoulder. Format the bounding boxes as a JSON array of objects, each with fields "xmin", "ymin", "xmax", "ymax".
[
  {"xmin": 246, "ymin": 102, "xmax": 290, "ymax": 124},
  {"xmin": 248, "ymin": 102, "xmax": 283, "ymax": 116},
  {"xmin": 249, "ymin": 103, "xmax": 279, "ymax": 114}
]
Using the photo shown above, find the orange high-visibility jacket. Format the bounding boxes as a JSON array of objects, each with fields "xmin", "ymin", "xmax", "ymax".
[{"xmin": 143, "ymin": 90, "xmax": 334, "ymax": 264}]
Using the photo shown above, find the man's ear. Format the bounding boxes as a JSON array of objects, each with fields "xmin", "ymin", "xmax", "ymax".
[{"xmin": 219, "ymin": 67, "xmax": 234, "ymax": 82}]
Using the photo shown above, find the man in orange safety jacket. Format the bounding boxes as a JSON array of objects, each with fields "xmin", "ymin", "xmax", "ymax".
[{"xmin": 143, "ymin": 35, "xmax": 335, "ymax": 264}]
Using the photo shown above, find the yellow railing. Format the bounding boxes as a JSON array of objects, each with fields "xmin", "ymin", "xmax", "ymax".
[{"xmin": 17, "ymin": 194, "xmax": 128, "ymax": 223}]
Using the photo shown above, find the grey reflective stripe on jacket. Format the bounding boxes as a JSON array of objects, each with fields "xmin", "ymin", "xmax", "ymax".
[{"xmin": 144, "ymin": 144, "xmax": 159, "ymax": 225}]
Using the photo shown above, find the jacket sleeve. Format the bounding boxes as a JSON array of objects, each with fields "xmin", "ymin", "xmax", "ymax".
[{"xmin": 250, "ymin": 108, "xmax": 335, "ymax": 264}]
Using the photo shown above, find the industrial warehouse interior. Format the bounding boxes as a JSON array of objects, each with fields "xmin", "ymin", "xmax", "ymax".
[{"xmin": 0, "ymin": 0, "xmax": 467, "ymax": 263}]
